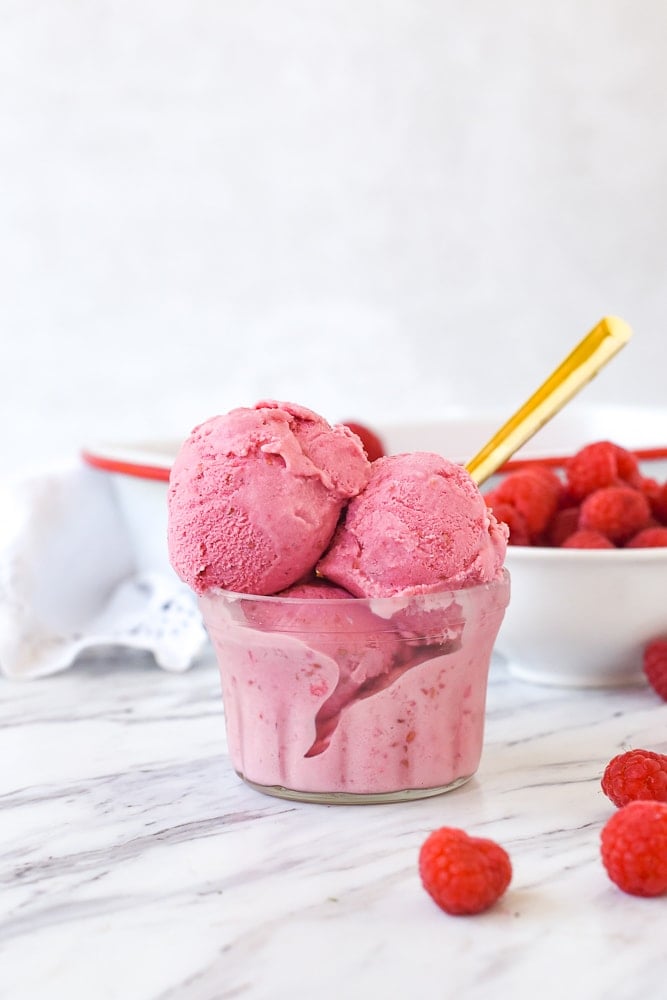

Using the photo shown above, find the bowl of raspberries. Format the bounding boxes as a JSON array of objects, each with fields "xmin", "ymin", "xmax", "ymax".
[{"xmin": 484, "ymin": 439, "xmax": 667, "ymax": 687}]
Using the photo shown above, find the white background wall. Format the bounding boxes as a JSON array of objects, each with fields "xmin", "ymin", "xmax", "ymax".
[{"xmin": 2, "ymin": 1, "xmax": 666, "ymax": 470}]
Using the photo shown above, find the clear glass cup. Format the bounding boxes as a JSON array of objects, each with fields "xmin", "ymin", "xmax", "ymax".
[{"xmin": 200, "ymin": 571, "xmax": 510, "ymax": 804}]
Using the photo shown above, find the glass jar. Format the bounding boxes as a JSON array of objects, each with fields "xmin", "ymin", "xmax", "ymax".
[{"xmin": 199, "ymin": 571, "xmax": 510, "ymax": 804}]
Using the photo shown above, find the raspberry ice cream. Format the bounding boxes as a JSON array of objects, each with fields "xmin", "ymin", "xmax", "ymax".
[
  {"xmin": 317, "ymin": 452, "xmax": 508, "ymax": 597},
  {"xmin": 167, "ymin": 400, "xmax": 371, "ymax": 595},
  {"xmin": 167, "ymin": 402, "xmax": 511, "ymax": 803}
]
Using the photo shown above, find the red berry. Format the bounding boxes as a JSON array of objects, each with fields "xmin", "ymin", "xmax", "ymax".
[
  {"xmin": 651, "ymin": 481, "xmax": 667, "ymax": 525},
  {"xmin": 342, "ymin": 421, "xmax": 385, "ymax": 462},
  {"xmin": 561, "ymin": 529, "xmax": 615, "ymax": 549},
  {"xmin": 557, "ymin": 486, "xmax": 579, "ymax": 510},
  {"xmin": 491, "ymin": 470, "xmax": 559, "ymax": 538},
  {"xmin": 613, "ymin": 446, "xmax": 643, "ymax": 487},
  {"xmin": 600, "ymin": 800, "xmax": 667, "ymax": 897},
  {"xmin": 578, "ymin": 486, "xmax": 651, "ymax": 544},
  {"xmin": 521, "ymin": 463, "xmax": 564, "ymax": 495},
  {"xmin": 601, "ymin": 749, "xmax": 667, "ymax": 807},
  {"xmin": 643, "ymin": 638, "xmax": 667, "ymax": 700},
  {"xmin": 485, "ymin": 500, "xmax": 531, "ymax": 546},
  {"xmin": 565, "ymin": 441, "xmax": 640, "ymax": 500},
  {"xmin": 626, "ymin": 526, "xmax": 667, "ymax": 548},
  {"xmin": 547, "ymin": 506, "xmax": 580, "ymax": 547},
  {"xmin": 484, "ymin": 439, "xmax": 667, "ymax": 549},
  {"xmin": 640, "ymin": 476, "xmax": 662, "ymax": 510},
  {"xmin": 418, "ymin": 827, "xmax": 512, "ymax": 915}
]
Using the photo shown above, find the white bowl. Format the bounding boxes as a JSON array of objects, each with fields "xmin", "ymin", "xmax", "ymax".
[{"xmin": 497, "ymin": 546, "xmax": 667, "ymax": 688}]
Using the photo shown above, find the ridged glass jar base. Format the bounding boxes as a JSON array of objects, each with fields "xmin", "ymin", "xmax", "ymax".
[{"xmin": 238, "ymin": 772, "xmax": 474, "ymax": 805}]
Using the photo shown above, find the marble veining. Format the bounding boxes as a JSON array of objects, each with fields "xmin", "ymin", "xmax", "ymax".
[{"xmin": 2, "ymin": 649, "xmax": 666, "ymax": 1000}]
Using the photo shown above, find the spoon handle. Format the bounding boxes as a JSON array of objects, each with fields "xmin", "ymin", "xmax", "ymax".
[{"xmin": 465, "ymin": 316, "xmax": 633, "ymax": 486}]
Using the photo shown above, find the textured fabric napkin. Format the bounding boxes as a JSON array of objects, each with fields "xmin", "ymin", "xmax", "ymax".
[{"xmin": 0, "ymin": 462, "xmax": 208, "ymax": 679}]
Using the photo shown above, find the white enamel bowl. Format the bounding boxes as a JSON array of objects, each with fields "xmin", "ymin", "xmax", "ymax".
[{"xmin": 499, "ymin": 545, "xmax": 667, "ymax": 687}]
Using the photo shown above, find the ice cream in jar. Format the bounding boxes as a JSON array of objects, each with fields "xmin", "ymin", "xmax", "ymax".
[{"xmin": 167, "ymin": 400, "xmax": 510, "ymax": 803}]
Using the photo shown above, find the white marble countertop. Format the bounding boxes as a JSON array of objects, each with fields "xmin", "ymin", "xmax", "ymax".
[{"xmin": 2, "ymin": 649, "xmax": 666, "ymax": 1000}]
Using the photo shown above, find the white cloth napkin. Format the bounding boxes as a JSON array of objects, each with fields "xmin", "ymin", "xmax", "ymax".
[{"xmin": 0, "ymin": 463, "xmax": 208, "ymax": 679}]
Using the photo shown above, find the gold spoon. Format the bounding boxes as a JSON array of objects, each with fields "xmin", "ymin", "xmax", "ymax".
[{"xmin": 465, "ymin": 316, "xmax": 633, "ymax": 487}]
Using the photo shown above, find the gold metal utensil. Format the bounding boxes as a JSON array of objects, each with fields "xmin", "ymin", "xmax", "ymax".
[{"xmin": 465, "ymin": 316, "xmax": 633, "ymax": 487}]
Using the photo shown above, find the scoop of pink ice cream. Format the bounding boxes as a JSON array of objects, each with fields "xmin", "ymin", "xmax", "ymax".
[
  {"xmin": 317, "ymin": 452, "xmax": 508, "ymax": 598},
  {"xmin": 168, "ymin": 400, "xmax": 371, "ymax": 595}
]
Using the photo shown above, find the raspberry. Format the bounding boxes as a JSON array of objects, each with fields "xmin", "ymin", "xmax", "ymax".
[
  {"xmin": 601, "ymin": 749, "xmax": 667, "ymax": 807},
  {"xmin": 485, "ymin": 500, "xmax": 531, "ymax": 546},
  {"xmin": 486, "ymin": 439, "xmax": 667, "ymax": 548},
  {"xmin": 556, "ymin": 486, "xmax": 579, "ymax": 510},
  {"xmin": 342, "ymin": 421, "xmax": 385, "ymax": 463},
  {"xmin": 640, "ymin": 476, "xmax": 662, "ymax": 510},
  {"xmin": 626, "ymin": 526, "xmax": 667, "ymax": 548},
  {"xmin": 561, "ymin": 529, "xmax": 615, "ymax": 549},
  {"xmin": 521, "ymin": 463, "xmax": 564, "ymax": 495},
  {"xmin": 649, "ymin": 481, "xmax": 667, "ymax": 525},
  {"xmin": 491, "ymin": 470, "xmax": 559, "ymax": 538},
  {"xmin": 547, "ymin": 506, "xmax": 580, "ymax": 547},
  {"xmin": 418, "ymin": 827, "xmax": 512, "ymax": 915},
  {"xmin": 614, "ymin": 446, "xmax": 643, "ymax": 487},
  {"xmin": 600, "ymin": 800, "xmax": 667, "ymax": 897},
  {"xmin": 643, "ymin": 638, "xmax": 667, "ymax": 700},
  {"xmin": 565, "ymin": 441, "xmax": 640, "ymax": 500},
  {"xmin": 578, "ymin": 486, "xmax": 651, "ymax": 544}
]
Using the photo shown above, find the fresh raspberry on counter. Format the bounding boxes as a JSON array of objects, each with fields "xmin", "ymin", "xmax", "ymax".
[
  {"xmin": 565, "ymin": 441, "xmax": 641, "ymax": 500},
  {"xmin": 626, "ymin": 526, "xmax": 667, "ymax": 548},
  {"xmin": 601, "ymin": 749, "xmax": 667, "ymax": 807},
  {"xmin": 600, "ymin": 800, "xmax": 667, "ymax": 897},
  {"xmin": 418, "ymin": 827, "xmax": 512, "ymax": 915},
  {"xmin": 643, "ymin": 638, "xmax": 667, "ymax": 700},
  {"xmin": 342, "ymin": 421, "xmax": 386, "ymax": 463},
  {"xmin": 561, "ymin": 529, "xmax": 615, "ymax": 549},
  {"xmin": 578, "ymin": 485, "xmax": 651, "ymax": 544}
]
